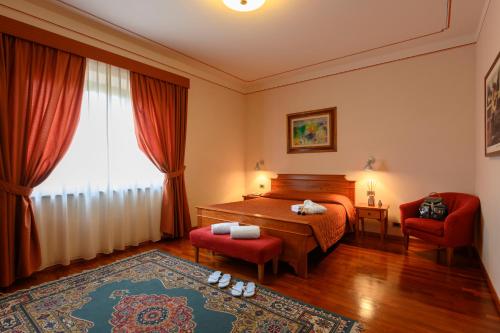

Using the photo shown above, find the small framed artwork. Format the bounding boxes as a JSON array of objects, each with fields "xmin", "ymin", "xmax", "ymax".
[
  {"xmin": 485, "ymin": 51, "xmax": 500, "ymax": 157},
  {"xmin": 287, "ymin": 107, "xmax": 337, "ymax": 154}
]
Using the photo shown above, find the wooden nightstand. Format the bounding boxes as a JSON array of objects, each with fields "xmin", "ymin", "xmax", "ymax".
[
  {"xmin": 355, "ymin": 204, "xmax": 390, "ymax": 240},
  {"xmin": 242, "ymin": 194, "xmax": 261, "ymax": 200}
]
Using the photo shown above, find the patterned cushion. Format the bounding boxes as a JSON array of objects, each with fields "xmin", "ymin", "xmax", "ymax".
[{"xmin": 404, "ymin": 218, "xmax": 444, "ymax": 236}]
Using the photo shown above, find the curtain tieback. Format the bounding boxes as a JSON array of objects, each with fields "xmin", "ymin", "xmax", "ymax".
[
  {"xmin": 165, "ymin": 166, "xmax": 186, "ymax": 180},
  {"xmin": 0, "ymin": 179, "xmax": 33, "ymax": 197}
]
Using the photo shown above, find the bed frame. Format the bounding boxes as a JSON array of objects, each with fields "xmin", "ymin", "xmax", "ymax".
[{"xmin": 196, "ymin": 174, "xmax": 355, "ymax": 278}]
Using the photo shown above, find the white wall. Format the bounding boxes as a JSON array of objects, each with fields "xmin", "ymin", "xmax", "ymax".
[
  {"xmin": 475, "ymin": 0, "xmax": 500, "ymax": 295},
  {"xmin": 245, "ymin": 45, "xmax": 476, "ymax": 235},
  {"xmin": 186, "ymin": 78, "xmax": 245, "ymax": 223}
]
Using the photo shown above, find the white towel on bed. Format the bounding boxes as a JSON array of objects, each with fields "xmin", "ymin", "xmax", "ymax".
[
  {"xmin": 230, "ymin": 225, "xmax": 260, "ymax": 239},
  {"xmin": 291, "ymin": 200, "xmax": 327, "ymax": 215},
  {"xmin": 211, "ymin": 222, "xmax": 239, "ymax": 234}
]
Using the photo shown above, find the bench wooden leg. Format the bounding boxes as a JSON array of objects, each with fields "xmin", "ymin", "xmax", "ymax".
[
  {"xmin": 272, "ymin": 257, "xmax": 279, "ymax": 275},
  {"xmin": 258, "ymin": 263, "xmax": 265, "ymax": 284},
  {"xmin": 194, "ymin": 247, "xmax": 199, "ymax": 263}
]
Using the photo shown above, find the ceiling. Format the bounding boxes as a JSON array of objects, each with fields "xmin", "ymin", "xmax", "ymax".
[{"xmin": 54, "ymin": 0, "xmax": 486, "ymax": 85}]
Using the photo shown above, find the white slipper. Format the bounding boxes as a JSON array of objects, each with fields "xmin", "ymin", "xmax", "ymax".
[
  {"xmin": 218, "ymin": 274, "xmax": 231, "ymax": 288},
  {"xmin": 208, "ymin": 271, "xmax": 222, "ymax": 284},
  {"xmin": 231, "ymin": 281, "xmax": 244, "ymax": 297},
  {"xmin": 243, "ymin": 282, "xmax": 256, "ymax": 297}
]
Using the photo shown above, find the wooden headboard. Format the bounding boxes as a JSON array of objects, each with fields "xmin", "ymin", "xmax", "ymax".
[{"xmin": 270, "ymin": 174, "xmax": 356, "ymax": 204}]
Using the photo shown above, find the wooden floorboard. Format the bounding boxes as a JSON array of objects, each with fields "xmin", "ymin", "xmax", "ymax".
[{"xmin": 2, "ymin": 233, "xmax": 499, "ymax": 332}]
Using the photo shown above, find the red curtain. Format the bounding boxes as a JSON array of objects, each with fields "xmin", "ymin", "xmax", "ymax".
[
  {"xmin": 0, "ymin": 34, "xmax": 86, "ymax": 287},
  {"xmin": 130, "ymin": 72, "xmax": 191, "ymax": 238}
]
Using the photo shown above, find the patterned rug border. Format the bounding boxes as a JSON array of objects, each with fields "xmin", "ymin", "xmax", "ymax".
[
  {"xmin": 0, "ymin": 250, "xmax": 164, "ymax": 298},
  {"xmin": 0, "ymin": 249, "xmax": 363, "ymax": 332}
]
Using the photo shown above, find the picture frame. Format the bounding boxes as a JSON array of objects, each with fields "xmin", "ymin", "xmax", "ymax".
[
  {"xmin": 287, "ymin": 107, "xmax": 337, "ymax": 154},
  {"xmin": 485, "ymin": 51, "xmax": 500, "ymax": 157}
]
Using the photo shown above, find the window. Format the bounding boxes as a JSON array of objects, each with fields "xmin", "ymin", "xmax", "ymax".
[{"xmin": 35, "ymin": 59, "xmax": 163, "ymax": 195}]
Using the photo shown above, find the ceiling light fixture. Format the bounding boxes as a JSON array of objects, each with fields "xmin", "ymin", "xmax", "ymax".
[{"xmin": 223, "ymin": 0, "xmax": 266, "ymax": 12}]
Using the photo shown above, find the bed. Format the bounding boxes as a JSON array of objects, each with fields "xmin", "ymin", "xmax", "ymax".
[{"xmin": 196, "ymin": 174, "xmax": 356, "ymax": 278}]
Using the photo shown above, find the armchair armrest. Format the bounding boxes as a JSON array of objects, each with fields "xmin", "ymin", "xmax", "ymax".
[
  {"xmin": 443, "ymin": 197, "xmax": 480, "ymax": 246},
  {"xmin": 444, "ymin": 198, "xmax": 480, "ymax": 227}
]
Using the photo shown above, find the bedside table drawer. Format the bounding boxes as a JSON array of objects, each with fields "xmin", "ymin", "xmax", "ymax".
[{"xmin": 358, "ymin": 209, "xmax": 381, "ymax": 219}]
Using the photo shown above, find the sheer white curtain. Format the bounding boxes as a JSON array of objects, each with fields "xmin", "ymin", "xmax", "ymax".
[{"xmin": 32, "ymin": 59, "xmax": 163, "ymax": 269}]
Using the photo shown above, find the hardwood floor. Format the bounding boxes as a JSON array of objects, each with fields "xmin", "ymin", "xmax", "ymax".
[{"xmin": 2, "ymin": 233, "xmax": 499, "ymax": 332}]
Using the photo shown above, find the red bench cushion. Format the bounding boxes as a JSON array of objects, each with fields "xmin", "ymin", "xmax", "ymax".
[{"xmin": 190, "ymin": 226, "xmax": 282, "ymax": 264}]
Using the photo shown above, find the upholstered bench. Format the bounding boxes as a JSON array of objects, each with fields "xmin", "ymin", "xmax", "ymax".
[{"xmin": 189, "ymin": 226, "xmax": 282, "ymax": 283}]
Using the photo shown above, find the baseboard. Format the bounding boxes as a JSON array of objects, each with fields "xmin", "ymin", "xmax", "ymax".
[{"xmin": 475, "ymin": 248, "xmax": 500, "ymax": 315}]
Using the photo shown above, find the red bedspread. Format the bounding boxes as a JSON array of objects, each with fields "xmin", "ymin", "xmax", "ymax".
[{"xmin": 208, "ymin": 193, "xmax": 355, "ymax": 252}]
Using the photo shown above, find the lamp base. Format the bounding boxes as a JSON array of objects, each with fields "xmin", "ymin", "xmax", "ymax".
[{"xmin": 367, "ymin": 195, "xmax": 375, "ymax": 207}]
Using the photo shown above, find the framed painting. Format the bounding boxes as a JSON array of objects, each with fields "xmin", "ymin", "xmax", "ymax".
[
  {"xmin": 485, "ymin": 51, "xmax": 500, "ymax": 157},
  {"xmin": 287, "ymin": 107, "xmax": 337, "ymax": 154}
]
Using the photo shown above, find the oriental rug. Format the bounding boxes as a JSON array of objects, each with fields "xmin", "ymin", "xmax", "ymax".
[{"xmin": 0, "ymin": 250, "xmax": 361, "ymax": 332}]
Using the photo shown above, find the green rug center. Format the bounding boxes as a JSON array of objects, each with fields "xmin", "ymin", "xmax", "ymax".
[{"xmin": 72, "ymin": 279, "xmax": 235, "ymax": 332}]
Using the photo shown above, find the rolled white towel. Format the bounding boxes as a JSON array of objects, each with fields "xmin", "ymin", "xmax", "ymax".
[
  {"xmin": 291, "ymin": 204, "xmax": 302, "ymax": 213},
  {"xmin": 290, "ymin": 200, "xmax": 327, "ymax": 214},
  {"xmin": 211, "ymin": 222, "xmax": 239, "ymax": 234},
  {"xmin": 303, "ymin": 200, "xmax": 327, "ymax": 214},
  {"xmin": 230, "ymin": 225, "xmax": 260, "ymax": 239}
]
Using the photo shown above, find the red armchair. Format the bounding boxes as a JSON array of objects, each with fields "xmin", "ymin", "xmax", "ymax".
[{"xmin": 400, "ymin": 192, "xmax": 480, "ymax": 265}]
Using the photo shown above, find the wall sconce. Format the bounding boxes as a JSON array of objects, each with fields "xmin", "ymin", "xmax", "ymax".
[
  {"xmin": 254, "ymin": 159, "xmax": 265, "ymax": 171},
  {"xmin": 364, "ymin": 156, "xmax": 376, "ymax": 171}
]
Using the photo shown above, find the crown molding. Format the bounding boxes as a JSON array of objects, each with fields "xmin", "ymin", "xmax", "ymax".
[
  {"xmin": 243, "ymin": 34, "xmax": 476, "ymax": 94},
  {"xmin": 474, "ymin": 0, "xmax": 491, "ymax": 41},
  {"xmin": 0, "ymin": 0, "xmax": 247, "ymax": 94},
  {"xmin": 240, "ymin": 0, "xmax": 451, "ymax": 83},
  {"xmin": 0, "ymin": 0, "xmax": 482, "ymax": 96},
  {"xmin": 50, "ymin": 0, "xmax": 451, "ymax": 84}
]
